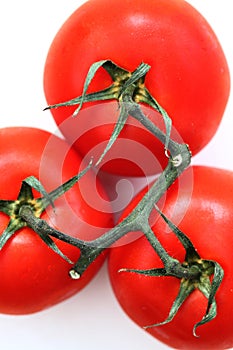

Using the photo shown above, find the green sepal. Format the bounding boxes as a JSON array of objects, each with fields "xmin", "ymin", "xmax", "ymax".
[
  {"xmin": 144, "ymin": 278, "xmax": 195, "ymax": 329},
  {"xmin": 46, "ymin": 158, "xmax": 93, "ymax": 205},
  {"xmin": 0, "ymin": 200, "xmax": 15, "ymax": 216},
  {"xmin": 18, "ymin": 181, "xmax": 34, "ymax": 201},
  {"xmin": 27, "ymin": 158, "xmax": 93, "ymax": 211},
  {"xmin": 43, "ymin": 60, "xmax": 119, "ymax": 116},
  {"xmin": 118, "ymin": 267, "xmax": 167, "ymax": 276},
  {"xmin": 0, "ymin": 219, "xmax": 25, "ymax": 249},
  {"xmin": 194, "ymin": 287, "xmax": 217, "ymax": 337},
  {"xmin": 44, "ymin": 85, "xmax": 116, "ymax": 113},
  {"xmin": 118, "ymin": 266, "xmax": 195, "ymax": 329},
  {"xmin": 205, "ymin": 260, "xmax": 224, "ymax": 314},
  {"xmin": 0, "ymin": 216, "xmax": 73, "ymax": 264},
  {"xmin": 95, "ymin": 103, "xmax": 129, "ymax": 166},
  {"xmin": 23, "ymin": 176, "xmax": 54, "ymax": 209},
  {"xmin": 122, "ymin": 261, "xmax": 223, "ymax": 335},
  {"xmin": 154, "ymin": 205, "xmax": 200, "ymax": 260},
  {"xmin": 101, "ymin": 60, "xmax": 130, "ymax": 80},
  {"xmin": 73, "ymin": 59, "xmax": 109, "ymax": 116},
  {"xmin": 193, "ymin": 301, "xmax": 217, "ymax": 337},
  {"xmin": 36, "ymin": 229, "xmax": 73, "ymax": 264},
  {"xmin": 193, "ymin": 259, "xmax": 224, "ymax": 336}
]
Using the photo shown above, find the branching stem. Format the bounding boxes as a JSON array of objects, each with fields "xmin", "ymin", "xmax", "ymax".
[
  {"xmin": 20, "ymin": 142, "xmax": 191, "ymax": 278},
  {"xmin": 0, "ymin": 59, "xmax": 223, "ymax": 332}
]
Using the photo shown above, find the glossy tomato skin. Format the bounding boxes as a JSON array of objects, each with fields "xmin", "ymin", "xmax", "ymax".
[
  {"xmin": 108, "ymin": 166, "xmax": 233, "ymax": 349},
  {"xmin": 0, "ymin": 127, "xmax": 113, "ymax": 315},
  {"xmin": 43, "ymin": 0, "xmax": 230, "ymax": 176}
]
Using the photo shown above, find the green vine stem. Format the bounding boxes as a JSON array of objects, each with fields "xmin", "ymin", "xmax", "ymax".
[
  {"xmin": 20, "ymin": 144, "xmax": 191, "ymax": 276},
  {"xmin": 42, "ymin": 60, "xmax": 192, "ymax": 277},
  {"xmin": 44, "ymin": 60, "xmax": 224, "ymax": 332},
  {"xmin": 0, "ymin": 159, "xmax": 93, "ymax": 262},
  {"xmin": 0, "ymin": 60, "xmax": 224, "ymax": 333}
]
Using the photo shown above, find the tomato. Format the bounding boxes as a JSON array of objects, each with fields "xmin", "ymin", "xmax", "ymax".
[
  {"xmin": 108, "ymin": 166, "xmax": 233, "ymax": 349},
  {"xmin": 0, "ymin": 127, "xmax": 113, "ymax": 315},
  {"xmin": 43, "ymin": 0, "xmax": 230, "ymax": 176}
]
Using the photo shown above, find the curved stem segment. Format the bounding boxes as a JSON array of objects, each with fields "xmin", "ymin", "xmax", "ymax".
[{"xmin": 20, "ymin": 145, "xmax": 191, "ymax": 278}]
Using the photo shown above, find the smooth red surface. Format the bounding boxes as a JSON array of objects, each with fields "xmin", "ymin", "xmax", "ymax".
[{"xmin": 44, "ymin": 0, "xmax": 230, "ymax": 176}]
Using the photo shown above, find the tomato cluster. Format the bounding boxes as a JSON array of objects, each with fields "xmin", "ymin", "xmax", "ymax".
[{"xmin": 0, "ymin": 0, "xmax": 232, "ymax": 350}]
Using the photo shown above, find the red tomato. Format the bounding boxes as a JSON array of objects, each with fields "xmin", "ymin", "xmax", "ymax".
[
  {"xmin": 43, "ymin": 0, "xmax": 230, "ymax": 176},
  {"xmin": 0, "ymin": 127, "xmax": 113, "ymax": 315},
  {"xmin": 108, "ymin": 166, "xmax": 233, "ymax": 349}
]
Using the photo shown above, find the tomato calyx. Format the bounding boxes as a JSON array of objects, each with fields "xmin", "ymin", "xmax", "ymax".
[
  {"xmin": 44, "ymin": 60, "xmax": 173, "ymax": 161},
  {"xmin": 0, "ymin": 160, "xmax": 92, "ymax": 263},
  {"xmin": 119, "ymin": 207, "xmax": 224, "ymax": 335}
]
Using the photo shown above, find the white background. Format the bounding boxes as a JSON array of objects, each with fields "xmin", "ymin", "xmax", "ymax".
[{"xmin": 0, "ymin": 1, "xmax": 232, "ymax": 349}]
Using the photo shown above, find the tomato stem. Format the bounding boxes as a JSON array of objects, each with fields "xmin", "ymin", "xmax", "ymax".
[
  {"xmin": 0, "ymin": 159, "xmax": 92, "ymax": 262},
  {"xmin": 42, "ymin": 56, "xmax": 224, "ymax": 332},
  {"xmin": 1, "ymin": 58, "xmax": 224, "ymax": 332},
  {"xmin": 43, "ymin": 59, "xmax": 192, "ymax": 276},
  {"xmin": 44, "ymin": 60, "xmax": 172, "ymax": 158},
  {"xmin": 14, "ymin": 138, "xmax": 191, "ymax": 280},
  {"xmin": 69, "ymin": 149, "xmax": 191, "ymax": 277}
]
